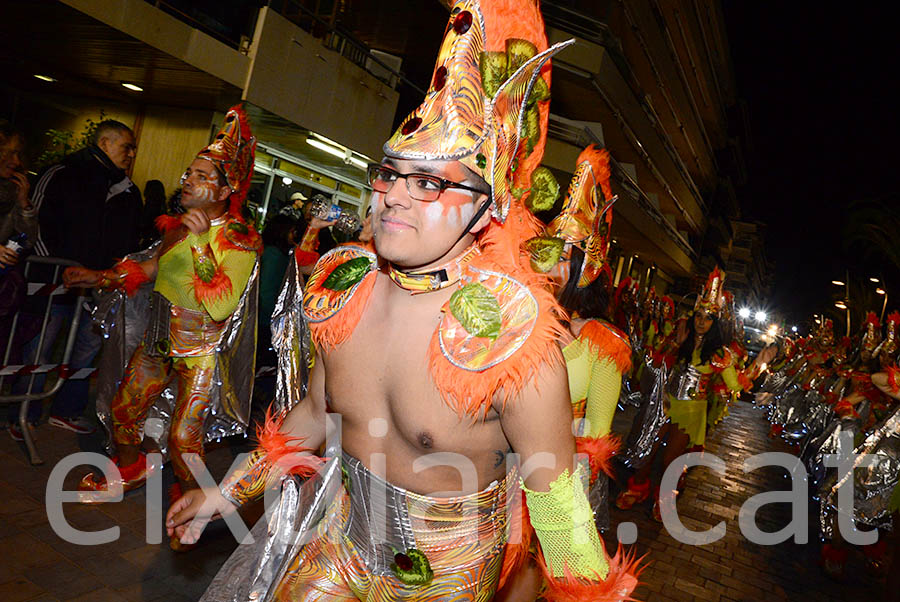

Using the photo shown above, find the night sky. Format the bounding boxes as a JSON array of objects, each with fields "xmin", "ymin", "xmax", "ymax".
[{"xmin": 722, "ymin": 4, "xmax": 900, "ymax": 325}]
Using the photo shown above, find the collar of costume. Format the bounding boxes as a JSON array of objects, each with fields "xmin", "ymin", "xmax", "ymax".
[{"xmin": 387, "ymin": 244, "xmax": 480, "ymax": 294}]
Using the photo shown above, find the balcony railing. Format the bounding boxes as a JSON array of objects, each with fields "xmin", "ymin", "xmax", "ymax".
[
  {"xmin": 267, "ymin": 0, "xmax": 424, "ymax": 94},
  {"xmin": 144, "ymin": 0, "xmax": 259, "ymax": 50},
  {"xmin": 541, "ymin": 0, "xmax": 708, "ymax": 226},
  {"xmin": 547, "ymin": 115, "xmax": 696, "ymax": 262}
]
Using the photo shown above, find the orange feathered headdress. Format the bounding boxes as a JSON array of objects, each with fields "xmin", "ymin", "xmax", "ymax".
[
  {"xmin": 196, "ymin": 104, "xmax": 256, "ymax": 219},
  {"xmin": 383, "ymin": 0, "xmax": 574, "ymax": 223},
  {"xmin": 695, "ymin": 267, "xmax": 726, "ymax": 316},
  {"xmin": 879, "ymin": 311, "xmax": 900, "ymax": 359},
  {"xmin": 525, "ymin": 145, "xmax": 617, "ymax": 287}
]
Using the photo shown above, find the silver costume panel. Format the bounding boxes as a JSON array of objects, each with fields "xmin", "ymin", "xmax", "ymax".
[{"xmin": 92, "ymin": 242, "xmax": 259, "ymax": 456}]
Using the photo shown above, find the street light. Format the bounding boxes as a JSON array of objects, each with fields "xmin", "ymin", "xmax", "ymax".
[
  {"xmin": 739, "ymin": 307, "xmax": 751, "ymax": 319},
  {"xmin": 831, "ymin": 280, "xmax": 845, "ymax": 286},
  {"xmin": 871, "ymin": 277, "xmax": 881, "ymax": 283},
  {"xmin": 755, "ymin": 310, "xmax": 767, "ymax": 323},
  {"xmin": 791, "ymin": 326, "xmax": 798, "ymax": 333},
  {"xmin": 835, "ymin": 301, "xmax": 847, "ymax": 309},
  {"xmin": 876, "ymin": 288, "xmax": 886, "ymax": 295}
]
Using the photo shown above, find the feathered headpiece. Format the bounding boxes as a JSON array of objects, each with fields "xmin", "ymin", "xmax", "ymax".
[
  {"xmin": 660, "ymin": 295, "xmax": 675, "ymax": 320},
  {"xmin": 817, "ymin": 318, "xmax": 834, "ymax": 345},
  {"xmin": 877, "ymin": 311, "xmax": 900, "ymax": 359},
  {"xmin": 694, "ymin": 267, "xmax": 726, "ymax": 315},
  {"xmin": 524, "ymin": 145, "xmax": 617, "ymax": 287},
  {"xmin": 383, "ymin": 0, "xmax": 574, "ymax": 223},
  {"xmin": 196, "ymin": 104, "xmax": 256, "ymax": 219},
  {"xmin": 862, "ymin": 311, "xmax": 882, "ymax": 354}
]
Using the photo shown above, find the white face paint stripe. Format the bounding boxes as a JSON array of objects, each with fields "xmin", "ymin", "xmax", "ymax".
[{"xmin": 425, "ymin": 201, "xmax": 443, "ymax": 227}]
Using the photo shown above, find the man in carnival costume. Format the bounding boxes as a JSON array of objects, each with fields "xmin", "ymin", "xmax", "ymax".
[
  {"xmin": 168, "ymin": 1, "xmax": 641, "ymax": 600},
  {"xmin": 63, "ymin": 107, "xmax": 261, "ymax": 512}
]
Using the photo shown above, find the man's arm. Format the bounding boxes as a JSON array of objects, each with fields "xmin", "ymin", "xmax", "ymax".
[
  {"xmin": 500, "ymin": 357, "xmax": 640, "ymax": 599},
  {"xmin": 165, "ymin": 352, "xmax": 328, "ymax": 543},
  {"xmin": 33, "ymin": 165, "xmax": 70, "ymax": 257},
  {"xmin": 498, "ymin": 357, "xmax": 575, "ymax": 491}
]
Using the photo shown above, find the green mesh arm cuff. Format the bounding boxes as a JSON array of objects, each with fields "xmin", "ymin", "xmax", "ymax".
[{"xmin": 522, "ymin": 465, "xmax": 610, "ymax": 580}]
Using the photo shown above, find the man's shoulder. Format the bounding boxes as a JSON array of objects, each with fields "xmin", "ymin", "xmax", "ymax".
[{"xmin": 302, "ymin": 244, "xmax": 378, "ymax": 327}]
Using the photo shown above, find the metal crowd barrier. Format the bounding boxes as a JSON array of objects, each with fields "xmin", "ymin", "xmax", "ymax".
[{"xmin": 0, "ymin": 256, "xmax": 89, "ymax": 465}]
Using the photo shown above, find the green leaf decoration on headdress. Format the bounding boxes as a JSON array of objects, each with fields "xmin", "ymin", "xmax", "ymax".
[
  {"xmin": 523, "ymin": 236, "xmax": 565, "ymax": 273},
  {"xmin": 323, "ymin": 256, "xmax": 372, "ymax": 291},
  {"xmin": 390, "ymin": 548, "xmax": 434, "ymax": 586},
  {"xmin": 526, "ymin": 167, "xmax": 560, "ymax": 212},
  {"xmin": 449, "ymin": 282, "xmax": 503, "ymax": 339}
]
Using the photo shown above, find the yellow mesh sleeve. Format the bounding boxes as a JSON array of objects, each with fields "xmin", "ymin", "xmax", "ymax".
[
  {"xmin": 583, "ymin": 358, "xmax": 621, "ymax": 438},
  {"xmin": 522, "ymin": 465, "xmax": 610, "ymax": 580}
]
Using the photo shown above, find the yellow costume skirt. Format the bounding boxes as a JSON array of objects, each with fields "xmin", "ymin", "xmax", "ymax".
[{"xmin": 666, "ymin": 394, "xmax": 707, "ymax": 447}]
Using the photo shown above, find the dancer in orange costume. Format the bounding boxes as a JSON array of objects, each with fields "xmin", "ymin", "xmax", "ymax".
[
  {"xmin": 168, "ymin": 1, "xmax": 642, "ymax": 599},
  {"xmin": 63, "ymin": 106, "xmax": 260, "ymax": 512}
]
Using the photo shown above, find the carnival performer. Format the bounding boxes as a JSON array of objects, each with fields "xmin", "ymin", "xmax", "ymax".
[
  {"xmin": 525, "ymin": 145, "xmax": 630, "ymax": 526},
  {"xmin": 768, "ymin": 318, "xmax": 836, "ymax": 438},
  {"xmin": 615, "ymin": 268, "xmax": 775, "ymax": 520},
  {"xmin": 63, "ymin": 106, "xmax": 261, "ymax": 507},
  {"xmin": 167, "ymin": 1, "xmax": 641, "ymax": 600},
  {"xmin": 817, "ymin": 357, "xmax": 900, "ymax": 581}
]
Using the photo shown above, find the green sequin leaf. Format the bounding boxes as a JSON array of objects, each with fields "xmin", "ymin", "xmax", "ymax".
[
  {"xmin": 526, "ymin": 166, "xmax": 560, "ymax": 213},
  {"xmin": 227, "ymin": 220, "xmax": 249, "ymax": 235},
  {"xmin": 479, "ymin": 51, "xmax": 508, "ymax": 99},
  {"xmin": 523, "ymin": 236, "xmax": 565, "ymax": 273},
  {"xmin": 390, "ymin": 549, "xmax": 434, "ymax": 586},
  {"xmin": 449, "ymin": 283, "xmax": 502, "ymax": 340},
  {"xmin": 323, "ymin": 257, "xmax": 372, "ymax": 291},
  {"xmin": 192, "ymin": 248, "xmax": 217, "ymax": 283}
]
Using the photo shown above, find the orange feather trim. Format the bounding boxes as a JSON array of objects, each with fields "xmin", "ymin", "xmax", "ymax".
[
  {"xmin": 255, "ymin": 406, "xmax": 325, "ymax": 478},
  {"xmin": 576, "ymin": 433, "xmax": 621, "ymax": 480},
  {"xmin": 307, "ymin": 270, "xmax": 377, "ymax": 351},
  {"xmin": 116, "ymin": 259, "xmax": 151, "ymax": 296},
  {"xmin": 538, "ymin": 544, "xmax": 645, "ymax": 602},
  {"xmin": 886, "ymin": 365, "xmax": 900, "ymax": 394},
  {"xmin": 576, "ymin": 145, "xmax": 613, "ymax": 202},
  {"xmin": 215, "ymin": 221, "xmax": 262, "ymax": 253},
  {"xmin": 227, "ymin": 105, "xmax": 256, "ymax": 220},
  {"xmin": 481, "ymin": 0, "xmax": 552, "ymax": 197},
  {"xmin": 294, "ymin": 248, "xmax": 320, "ymax": 267},
  {"xmin": 155, "ymin": 214, "xmax": 183, "ymax": 234},
  {"xmin": 428, "ymin": 209, "xmax": 568, "ymax": 416},
  {"xmin": 497, "ymin": 491, "xmax": 534, "ymax": 591},
  {"xmin": 192, "ymin": 264, "xmax": 233, "ymax": 305},
  {"xmin": 579, "ymin": 320, "xmax": 632, "ymax": 374}
]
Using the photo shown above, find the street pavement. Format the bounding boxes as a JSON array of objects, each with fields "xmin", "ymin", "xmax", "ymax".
[{"xmin": 0, "ymin": 399, "xmax": 890, "ymax": 601}]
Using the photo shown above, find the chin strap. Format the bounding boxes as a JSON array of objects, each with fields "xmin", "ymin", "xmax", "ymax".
[{"xmin": 455, "ymin": 197, "xmax": 492, "ymax": 246}]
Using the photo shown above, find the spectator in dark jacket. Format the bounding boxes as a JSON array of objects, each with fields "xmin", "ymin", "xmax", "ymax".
[
  {"xmin": 33, "ymin": 120, "xmax": 142, "ymax": 267},
  {"xmin": 11, "ymin": 120, "xmax": 143, "ymax": 437}
]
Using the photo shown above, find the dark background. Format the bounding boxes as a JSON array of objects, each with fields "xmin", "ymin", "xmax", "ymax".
[{"xmin": 723, "ymin": 4, "xmax": 900, "ymax": 326}]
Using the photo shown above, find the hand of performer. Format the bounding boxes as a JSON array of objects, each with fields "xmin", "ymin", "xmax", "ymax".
[
  {"xmin": 675, "ymin": 318, "xmax": 688, "ymax": 345},
  {"xmin": 309, "ymin": 217, "xmax": 337, "ymax": 230},
  {"xmin": 10, "ymin": 170, "xmax": 31, "ymax": 209},
  {"xmin": 165, "ymin": 487, "xmax": 236, "ymax": 545},
  {"xmin": 757, "ymin": 345, "xmax": 778, "ymax": 367},
  {"xmin": 181, "ymin": 208, "xmax": 212, "ymax": 235},
  {"xmin": 62, "ymin": 266, "xmax": 101, "ymax": 288},
  {"xmin": 0, "ymin": 245, "xmax": 18, "ymax": 267}
]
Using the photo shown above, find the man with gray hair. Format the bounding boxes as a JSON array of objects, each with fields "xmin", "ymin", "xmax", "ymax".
[{"xmin": 15, "ymin": 119, "xmax": 143, "ymax": 435}]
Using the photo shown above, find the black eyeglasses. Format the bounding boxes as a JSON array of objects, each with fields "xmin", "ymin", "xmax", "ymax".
[{"xmin": 366, "ymin": 163, "xmax": 488, "ymax": 202}]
